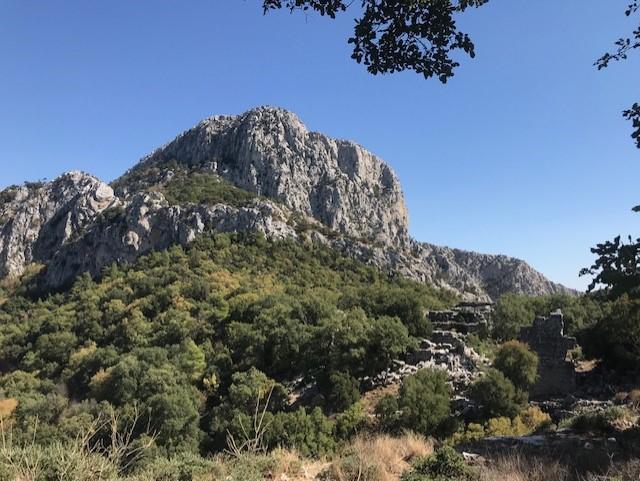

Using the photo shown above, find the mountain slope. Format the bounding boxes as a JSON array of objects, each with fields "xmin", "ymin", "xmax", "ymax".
[{"xmin": 0, "ymin": 106, "xmax": 572, "ymax": 300}]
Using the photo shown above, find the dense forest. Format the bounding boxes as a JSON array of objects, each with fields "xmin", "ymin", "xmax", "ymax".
[
  {"xmin": 0, "ymin": 229, "xmax": 636, "ymax": 480},
  {"xmin": 0, "ymin": 233, "xmax": 456, "ymax": 459}
]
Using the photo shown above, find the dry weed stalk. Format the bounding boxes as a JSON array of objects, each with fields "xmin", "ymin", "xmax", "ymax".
[{"xmin": 225, "ymin": 384, "xmax": 275, "ymax": 457}]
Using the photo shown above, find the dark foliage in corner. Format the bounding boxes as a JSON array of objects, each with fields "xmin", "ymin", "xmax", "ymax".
[{"xmin": 262, "ymin": 0, "xmax": 489, "ymax": 82}]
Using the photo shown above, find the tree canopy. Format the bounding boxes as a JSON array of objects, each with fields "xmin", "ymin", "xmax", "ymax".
[{"xmin": 262, "ymin": 0, "xmax": 489, "ymax": 82}]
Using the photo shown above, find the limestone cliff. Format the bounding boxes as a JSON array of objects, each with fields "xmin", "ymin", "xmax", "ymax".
[{"xmin": 114, "ymin": 106, "xmax": 408, "ymax": 248}]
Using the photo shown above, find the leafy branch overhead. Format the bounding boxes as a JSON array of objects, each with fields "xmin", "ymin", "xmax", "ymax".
[
  {"xmin": 262, "ymin": 0, "xmax": 490, "ymax": 82},
  {"xmin": 596, "ymin": 1, "xmax": 640, "ymax": 148},
  {"xmin": 580, "ymin": 232, "xmax": 640, "ymax": 299}
]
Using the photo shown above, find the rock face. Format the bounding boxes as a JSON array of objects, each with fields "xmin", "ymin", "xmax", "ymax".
[
  {"xmin": 39, "ymin": 193, "xmax": 298, "ymax": 290},
  {"xmin": 0, "ymin": 106, "xmax": 573, "ymax": 299},
  {"xmin": 0, "ymin": 172, "xmax": 119, "ymax": 279},
  {"xmin": 115, "ymin": 106, "xmax": 409, "ymax": 248}
]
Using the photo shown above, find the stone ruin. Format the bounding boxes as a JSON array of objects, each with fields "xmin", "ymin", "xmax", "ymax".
[
  {"xmin": 428, "ymin": 302, "xmax": 493, "ymax": 335},
  {"xmin": 364, "ymin": 303, "xmax": 491, "ymax": 411},
  {"xmin": 519, "ymin": 309, "xmax": 577, "ymax": 399}
]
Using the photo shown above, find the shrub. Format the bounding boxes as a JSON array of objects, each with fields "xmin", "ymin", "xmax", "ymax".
[
  {"xmin": 401, "ymin": 445, "xmax": 473, "ymax": 481},
  {"xmin": 563, "ymin": 407, "xmax": 630, "ymax": 434},
  {"xmin": 580, "ymin": 296, "xmax": 640, "ymax": 370},
  {"xmin": 452, "ymin": 406, "xmax": 551, "ymax": 444},
  {"xmin": 328, "ymin": 371, "xmax": 361, "ymax": 412},
  {"xmin": 267, "ymin": 407, "xmax": 337, "ymax": 457},
  {"xmin": 375, "ymin": 394, "xmax": 401, "ymax": 433},
  {"xmin": 396, "ymin": 369, "xmax": 451, "ymax": 436},
  {"xmin": 628, "ymin": 389, "xmax": 640, "ymax": 410},
  {"xmin": 493, "ymin": 341, "xmax": 539, "ymax": 391},
  {"xmin": 519, "ymin": 406, "xmax": 552, "ymax": 432},
  {"xmin": 163, "ymin": 171, "xmax": 258, "ymax": 207},
  {"xmin": 469, "ymin": 369, "xmax": 526, "ymax": 419},
  {"xmin": 335, "ymin": 402, "xmax": 369, "ymax": 440}
]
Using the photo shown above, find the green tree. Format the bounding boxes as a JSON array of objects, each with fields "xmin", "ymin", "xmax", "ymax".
[
  {"xmin": 375, "ymin": 394, "xmax": 401, "ymax": 433},
  {"xmin": 267, "ymin": 407, "xmax": 337, "ymax": 457},
  {"xmin": 397, "ymin": 369, "xmax": 451, "ymax": 435},
  {"xmin": 174, "ymin": 338, "xmax": 206, "ymax": 381},
  {"xmin": 580, "ymin": 296, "xmax": 640, "ymax": 370},
  {"xmin": 595, "ymin": 2, "xmax": 640, "ymax": 148},
  {"xmin": 491, "ymin": 293, "xmax": 535, "ymax": 341},
  {"xmin": 580, "ymin": 232, "xmax": 640, "ymax": 300},
  {"xmin": 367, "ymin": 315, "xmax": 414, "ymax": 373},
  {"xmin": 327, "ymin": 371, "xmax": 361, "ymax": 412},
  {"xmin": 493, "ymin": 341, "xmax": 538, "ymax": 392},
  {"xmin": 145, "ymin": 384, "xmax": 203, "ymax": 454},
  {"xmin": 469, "ymin": 369, "xmax": 526, "ymax": 419}
]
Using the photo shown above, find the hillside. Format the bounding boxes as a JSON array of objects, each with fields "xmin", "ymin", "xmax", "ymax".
[
  {"xmin": 0, "ymin": 106, "xmax": 571, "ymax": 300},
  {"xmin": 0, "ymin": 232, "xmax": 455, "ymax": 454}
]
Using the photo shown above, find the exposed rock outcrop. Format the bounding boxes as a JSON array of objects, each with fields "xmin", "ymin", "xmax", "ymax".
[
  {"xmin": 40, "ymin": 193, "xmax": 298, "ymax": 290},
  {"xmin": 365, "ymin": 329, "xmax": 488, "ymax": 400},
  {"xmin": 0, "ymin": 172, "xmax": 119, "ymax": 279},
  {"xmin": 0, "ymin": 106, "xmax": 574, "ymax": 299},
  {"xmin": 114, "ymin": 106, "xmax": 409, "ymax": 248}
]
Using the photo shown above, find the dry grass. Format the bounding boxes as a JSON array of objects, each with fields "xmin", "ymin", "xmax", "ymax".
[
  {"xmin": 271, "ymin": 448, "xmax": 303, "ymax": 476},
  {"xmin": 360, "ymin": 383, "xmax": 400, "ymax": 417},
  {"xmin": 321, "ymin": 432, "xmax": 433, "ymax": 481},
  {"xmin": 477, "ymin": 454, "xmax": 570, "ymax": 481},
  {"xmin": 626, "ymin": 389, "xmax": 640, "ymax": 410},
  {"xmin": 582, "ymin": 459, "xmax": 640, "ymax": 481}
]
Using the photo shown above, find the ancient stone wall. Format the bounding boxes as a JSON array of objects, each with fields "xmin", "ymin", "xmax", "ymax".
[
  {"xmin": 519, "ymin": 310, "xmax": 577, "ymax": 399},
  {"xmin": 428, "ymin": 302, "xmax": 493, "ymax": 335}
]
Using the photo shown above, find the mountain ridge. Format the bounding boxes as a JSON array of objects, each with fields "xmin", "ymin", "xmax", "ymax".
[{"xmin": 0, "ymin": 106, "xmax": 574, "ymax": 300}]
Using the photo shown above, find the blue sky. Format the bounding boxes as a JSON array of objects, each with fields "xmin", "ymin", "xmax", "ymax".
[{"xmin": 1, "ymin": 1, "xmax": 638, "ymax": 290}]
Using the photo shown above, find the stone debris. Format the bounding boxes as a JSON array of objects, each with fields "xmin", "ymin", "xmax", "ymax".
[
  {"xmin": 364, "ymin": 328, "xmax": 489, "ymax": 401},
  {"xmin": 428, "ymin": 302, "xmax": 493, "ymax": 334}
]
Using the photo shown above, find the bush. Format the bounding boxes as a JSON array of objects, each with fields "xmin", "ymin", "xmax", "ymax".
[
  {"xmin": 163, "ymin": 171, "xmax": 259, "ymax": 207},
  {"xmin": 453, "ymin": 406, "xmax": 551, "ymax": 443},
  {"xmin": 469, "ymin": 369, "xmax": 526, "ymax": 420},
  {"xmin": 493, "ymin": 341, "xmax": 538, "ymax": 391},
  {"xmin": 388, "ymin": 369, "xmax": 451, "ymax": 436},
  {"xmin": 328, "ymin": 371, "xmax": 361, "ymax": 412},
  {"xmin": 375, "ymin": 394, "xmax": 401, "ymax": 433},
  {"xmin": 401, "ymin": 445, "xmax": 473, "ymax": 481},
  {"xmin": 335, "ymin": 402, "xmax": 369, "ymax": 440},
  {"xmin": 580, "ymin": 296, "xmax": 640, "ymax": 370},
  {"xmin": 562, "ymin": 407, "xmax": 631, "ymax": 434},
  {"xmin": 268, "ymin": 407, "xmax": 337, "ymax": 457}
]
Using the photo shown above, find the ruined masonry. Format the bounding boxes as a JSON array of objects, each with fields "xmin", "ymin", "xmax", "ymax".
[{"xmin": 519, "ymin": 309, "xmax": 577, "ymax": 398}]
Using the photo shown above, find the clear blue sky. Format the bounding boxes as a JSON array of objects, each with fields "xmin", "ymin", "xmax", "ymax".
[{"xmin": 1, "ymin": 1, "xmax": 638, "ymax": 290}]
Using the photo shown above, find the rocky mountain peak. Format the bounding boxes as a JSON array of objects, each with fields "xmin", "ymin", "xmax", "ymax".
[
  {"xmin": 115, "ymin": 106, "xmax": 409, "ymax": 247},
  {"xmin": 0, "ymin": 107, "xmax": 574, "ymax": 300}
]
